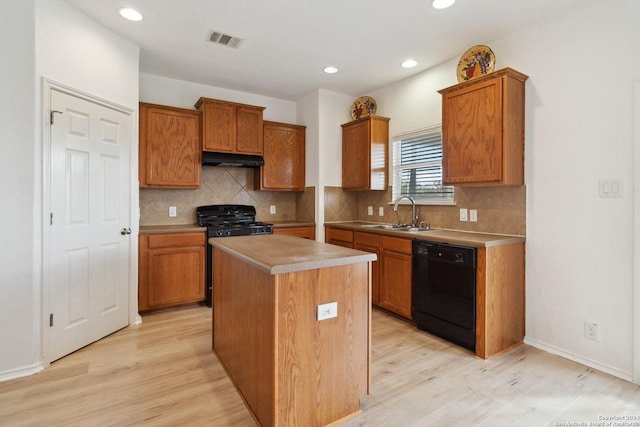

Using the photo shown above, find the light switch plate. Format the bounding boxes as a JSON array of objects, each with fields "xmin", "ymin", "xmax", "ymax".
[
  {"xmin": 470, "ymin": 209, "xmax": 477, "ymax": 222},
  {"xmin": 459, "ymin": 208, "xmax": 468, "ymax": 222},
  {"xmin": 599, "ymin": 179, "xmax": 623, "ymax": 198},
  {"xmin": 270, "ymin": 205, "xmax": 276, "ymax": 214},
  {"xmin": 378, "ymin": 207, "xmax": 384, "ymax": 216},
  {"xmin": 168, "ymin": 206, "xmax": 177, "ymax": 217},
  {"xmin": 317, "ymin": 302, "xmax": 338, "ymax": 321},
  {"xmin": 367, "ymin": 206, "xmax": 373, "ymax": 216}
]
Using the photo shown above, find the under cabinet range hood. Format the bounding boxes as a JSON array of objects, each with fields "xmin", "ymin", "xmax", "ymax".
[{"xmin": 201, "ymin": 151, "xmax": 265, "ymax": 167}]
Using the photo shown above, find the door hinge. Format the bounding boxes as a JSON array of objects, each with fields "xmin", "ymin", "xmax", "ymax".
[
  {"xmin": 50, "ymin": 212, "xmax": 53, "ymax": 226},
  {"xmin": 50, "ymin": 110, "xmax": 63, "ymax": 125},
  {"xmin": 49, "ymin": 313, "xmax": 54, "ymax": 327}
]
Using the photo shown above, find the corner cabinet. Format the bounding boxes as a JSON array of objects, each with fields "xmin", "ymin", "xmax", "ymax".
[
  {"xmin": 341, "ymin": 115, "xmax": 389, "ymax": 190},
  {"xmin": 195, "ymin": 97, "xmax": 265, "ymax": 155},
  {"xmin": 325, "ymin": 226, "xmax": 412, "ymax": 319},
  {"xmin": 439, "ymin": 68, "xmax": 528, "ymax": 186},
  {"xmin": 255, "ymin": 121, "xmax": 306, "ymax": 191},
  {"xmin": 139, "ymin": 102, "xmax": 201, "ymax": 188},
  {"xmin": 138, "ymin": 232, "xmax": 206, "ymax": 311}
]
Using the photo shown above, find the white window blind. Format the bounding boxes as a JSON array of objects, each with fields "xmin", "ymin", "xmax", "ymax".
[{"xmin": 392, "ymin": 126, "xmax": 454, "ymax": 204}]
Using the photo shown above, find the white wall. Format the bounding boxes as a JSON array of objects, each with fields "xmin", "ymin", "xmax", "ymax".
[
  {"xmin": 0, "ymin": 0, "xmax": 37, "ymax": 377},
  {"xmin": 0, "ymin": 0, "xmax": 139, "ymax": 380},
  {"xmin": 139, "ymin": 73, "xmax": 297, "ymax": 123},
  {"xmin": 368, "ymin": 0, "xmax": 639, "ymax": 380}
]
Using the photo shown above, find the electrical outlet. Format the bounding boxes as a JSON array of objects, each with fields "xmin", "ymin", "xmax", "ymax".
[
  {"xmin": 168, "ymin": 206, "xmax": 177, "ymax": 217},
  {"xmin": 270, "ymin": 205, "xmax": 276, "ymax": 214},
  {"xmin": 367, "ymin": 206, "xmax": 373, "ymax": 216},
  {"xmin": 459, "ymin": 208, "xmax": 468, "ymax": 222},
  {"xmin": 584, "ymin": 321, "xmax": 599, "ymax": 342},
  {"xmin": 378, "ymin": 207, "xmax": 384, "ymax": 216},
  {"xmin": 317, "ymin": 302, "xmax": 338, "ymax": 321},
  {"xmin": 470, "ymin": 209, "xmax": 477, "ymax": 222}
]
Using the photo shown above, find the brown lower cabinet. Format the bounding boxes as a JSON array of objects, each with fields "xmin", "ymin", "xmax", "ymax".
[
  {"xmin": 326, "ymin": 225, "xmax": 526, "ymax": 359},
  {"xmin": 138, "ymin": 232, "xmax": 206, "ymax": 311},
  {"xmin": 272, "ymin": 225, "xmax": 316, "ymax": 240},
  {"xmin": 378, "ymin": 236, "xmax": 412, "ymax": 318},
  {"xmin": 326, "ymin": 227, "xmax": 412, "ymax": 319}
]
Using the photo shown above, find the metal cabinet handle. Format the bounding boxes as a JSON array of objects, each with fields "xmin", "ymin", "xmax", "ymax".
[{"xmin": 120, "ymin": 228, "xmax": 132, "ymax": 235}]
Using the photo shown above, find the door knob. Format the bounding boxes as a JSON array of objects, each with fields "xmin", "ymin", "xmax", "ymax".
[{"xmin": 120, "ymin": 228, "xmax": 132, "ymax": 235}]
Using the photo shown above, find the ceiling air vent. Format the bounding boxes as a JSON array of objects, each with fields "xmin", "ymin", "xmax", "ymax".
[{"xmin": 208, "ymin": 31, "xmax": 242, "ymax": 48}]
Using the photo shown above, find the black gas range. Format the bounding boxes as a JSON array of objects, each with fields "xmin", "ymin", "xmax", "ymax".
[{"xmin": 197, "ymin": 204, "xmax": 273, "ymax": 306}]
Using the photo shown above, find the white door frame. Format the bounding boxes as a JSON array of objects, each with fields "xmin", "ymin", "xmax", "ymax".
[
  {"xmin": 41, "ymin": 78, "xmax": 140, "ymax": 365},
  {"xmin": 634, "ymin": 78, "xmax": 640, "ymax": 384}
]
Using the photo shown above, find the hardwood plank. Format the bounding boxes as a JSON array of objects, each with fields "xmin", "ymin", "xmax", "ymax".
[{"xmin": 2, "ymin": 306, "xmax": 639, "ymax": 426}]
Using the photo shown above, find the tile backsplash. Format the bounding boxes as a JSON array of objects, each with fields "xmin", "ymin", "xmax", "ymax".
[
  {"xmin": 142, "ymin": 169, "xmax": 524, "ymax": 236},
  {"xmin": 324, "ymin": 186, "xmax": 526, "ymax": 236},
  {"xmin": 140, "ymin": 167, "xmax": 315, "ymax": 225}
]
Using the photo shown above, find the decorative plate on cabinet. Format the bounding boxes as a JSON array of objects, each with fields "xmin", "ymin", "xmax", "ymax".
[
  {"xmin": 350, "ymin": 96, "xmax": 377, "ymax": 120},
  {"xmin": 456, "ymin": 45, "xmax": 495, "ymax": 82}
]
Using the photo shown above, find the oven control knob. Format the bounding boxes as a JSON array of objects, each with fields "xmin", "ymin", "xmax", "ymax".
[{"xmin": 455, "ymin": 253, "xmax": 464, "ymax": 262}]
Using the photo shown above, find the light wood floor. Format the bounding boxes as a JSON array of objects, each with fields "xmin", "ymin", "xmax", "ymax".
[{"xmin": 1, "ymin": 305, "xmax": 639, "ymax": 427}]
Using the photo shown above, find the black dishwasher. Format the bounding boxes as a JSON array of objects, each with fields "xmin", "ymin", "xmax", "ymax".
[{"xmin": 412, "ymin": 240, "xmax": 477, "ymax": 351}]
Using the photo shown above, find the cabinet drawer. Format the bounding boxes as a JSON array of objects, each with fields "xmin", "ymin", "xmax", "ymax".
[
  {"xmin": 325, "ymin": 228, "xmax": 354, "ymax": 245},
  {"xmin": 381, "ymin": 236, "xmax": 412, "ymax": 254},
  {"xmin": 273, "ymin": 226, "xmax": 316, "ymax": 240},
  {"xmin": 354, "ymin": 231, "xmax": 380, "ymax": 247},
  {"xmin": 147, "ymin": 232, "xmax": 205, "ymax": 249}
]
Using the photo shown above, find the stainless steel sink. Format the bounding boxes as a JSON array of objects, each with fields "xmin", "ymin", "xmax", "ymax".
[{"xmin": 360, "ymin": 224, "xmax": 435, "ymax": 233}]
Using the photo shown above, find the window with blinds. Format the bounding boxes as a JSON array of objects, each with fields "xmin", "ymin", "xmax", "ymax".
[{"xmin": 392, "ymin": 126, "xmax": 454, "ymax": 204}]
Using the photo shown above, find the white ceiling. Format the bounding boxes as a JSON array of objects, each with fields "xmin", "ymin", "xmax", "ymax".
[{"xmin": 63, "ymin": 0, "xmax": 588, "ymax": 101}]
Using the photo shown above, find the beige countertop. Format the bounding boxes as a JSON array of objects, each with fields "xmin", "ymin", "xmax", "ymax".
[
  {"xmin": 139, "ymin": 224, "xmax": 206, "ymax": 234},
  {"xmin": 209, "ymin": 234, "xmax": 376, "ymax": 275},
  {"xmin": 325, "ymin": 221, "xmax": 525, "ymax": 248}
]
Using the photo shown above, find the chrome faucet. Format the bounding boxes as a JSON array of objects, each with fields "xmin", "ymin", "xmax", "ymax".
[{"xmin": 393, "ymin": 196, "xmax": 419, "ymax": 227}]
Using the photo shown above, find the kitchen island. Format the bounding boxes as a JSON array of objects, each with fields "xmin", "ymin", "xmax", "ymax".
[{"xmin": 210, "ymin": 234, "xmax": 376, "ymax": 427}]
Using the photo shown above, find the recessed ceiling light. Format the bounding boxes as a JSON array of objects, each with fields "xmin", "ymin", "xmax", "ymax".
[
  {"xmin": 323, "ymin": 66, "xmax": 338, "ymax": 74},
  {"xmin": 431, "ymin": 0, "xmax": 456, "ymax": 9},
  {"xmin": 401, "ymin": 59, "xmax": 418, "ymax": 68},
  {"xmin": 119, "ymin": 7, "xmax": 144, "ymax": 22}
]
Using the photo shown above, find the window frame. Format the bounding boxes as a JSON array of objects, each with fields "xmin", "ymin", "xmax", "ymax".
[{"xmin": 391, "ymin": 125, "xmax": 455, "ymax": 206}]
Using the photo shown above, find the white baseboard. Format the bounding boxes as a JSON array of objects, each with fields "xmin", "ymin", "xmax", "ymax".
[
  {"xmin": 0, "ymin": 362, "xmax": 44, "ymax": 383},
  {"xmin": 524, "ymin": 336, "xmax": 634, "ymax": 383}
]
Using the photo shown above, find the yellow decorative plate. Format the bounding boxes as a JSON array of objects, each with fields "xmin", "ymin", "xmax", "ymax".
[
  {"xmin": 350, "ymin": 96, "xmax": 377, "ymax": 120},
  {"xmin": 456, "ymin": 45, "xmax": 495, "ymax": 82}
]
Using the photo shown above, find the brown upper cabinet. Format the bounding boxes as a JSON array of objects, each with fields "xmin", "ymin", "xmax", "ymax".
[
  {"xmin": 139, "ymin": 102, "xmax": 201, "ymax": 189},
  {"xmin": 439, "ymin": 68, "xmax": 528, "ymax": 186},
  {"xmin": 195, "ymin": 97, "xmax": 265, "ymax": 155},
  {"xmin": 341, "ymin": 115, "xmax": 390, "ymax": 191},
  {"xmin": 256, "ymin": 121, "xmax": 306, "ymax": 191}
]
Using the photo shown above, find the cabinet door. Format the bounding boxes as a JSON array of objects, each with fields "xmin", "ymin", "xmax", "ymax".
[
  {"xmin": 342, "ymin": 120, "xmax": 371, "ymax": 190},
  {"xmin": 201, "ymin": 101, "xmax": 236, "ymax": 152},
  {"xmin": 139, "ymin": 233, "xmax": 205, "ymax": 311},
  {"xmin": 236, "ymin": 106, "xmax": 263, "ymax": 155},
  {"xmin": 354, "ymin": 231, "xmax": 380, "ymax": 305},
  {"xmin": 442, "ymin": 78, "xmax": 503, "ymax": 184},
  {"xmin": 140, "ymin": 103, "xmax": 201, "ymax": 188},
  {"xmin": 379, "ymin": 236, "xmax": 412, "ymax": 318},
  {"xmin": 259, "ymin": 122, "xmax": 305, "ymax": 190}
]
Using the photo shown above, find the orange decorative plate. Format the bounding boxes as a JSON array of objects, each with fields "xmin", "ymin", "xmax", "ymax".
[
  {"xmin": 350, "ymin": 96, "xmax": 377, "ymax": 120},
  {"xmin": 456, "ymin": 45, "xmax": 495, "ymax": 82}
]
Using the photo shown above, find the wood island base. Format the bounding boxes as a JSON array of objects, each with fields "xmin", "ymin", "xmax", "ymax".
[{"xmin": 211, "ymin": 235, "xmax": 374, "ymax": 427}]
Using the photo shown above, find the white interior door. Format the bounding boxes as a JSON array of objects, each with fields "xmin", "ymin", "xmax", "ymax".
[{"xmin": 46, "ymin": 88, "xmax": 132, "ymax": 362}]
